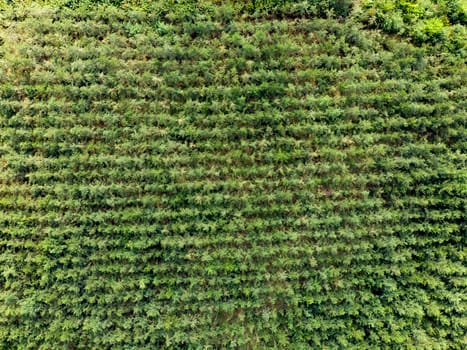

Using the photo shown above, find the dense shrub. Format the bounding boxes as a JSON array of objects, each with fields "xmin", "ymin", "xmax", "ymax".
[
  {"xmin": 359, "ymin": 0, "xmax": 467, "ymax": 50},
  {"xmin": 0, "ymin": 1, "xmax": 465, "ymax": 349}
]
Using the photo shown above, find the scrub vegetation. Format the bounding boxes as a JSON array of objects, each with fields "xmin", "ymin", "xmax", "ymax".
[{"xmin": 0, "ymin": 1, "xmax": 465, "ymax": 348}]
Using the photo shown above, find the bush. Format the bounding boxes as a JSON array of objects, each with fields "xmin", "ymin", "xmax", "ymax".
[
  {"xmin": 0, "ymin": 2, "xmax": 465, "ymax": 349},
  {"xmin": 232, "ymin": 0, "xmax": 353, "ymax": 18},
  {"xmin": 360, "ymin": 0, "xmax": 466, "ymax": 52},
  {"xmin": 412, "ymin": 17, "xmax": 447, "ymax": 44},
  {"xmin": 382, "ymin": 11, "xmax": 405, "ymax": 33}
]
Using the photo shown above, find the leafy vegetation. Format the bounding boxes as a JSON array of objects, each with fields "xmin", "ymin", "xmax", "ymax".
[
  {"xmin": 1, "ymin": 0, "xmax": 466, "ymax": 50},
  {"xmin": 0, "ymin": 1, "xmax": 466, "ymax": 349},
  {"xmin": 359, "ymin": 0, "xmax": 467, "ymax": 51}
]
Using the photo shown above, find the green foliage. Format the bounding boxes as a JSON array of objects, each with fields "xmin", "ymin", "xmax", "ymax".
[
  {"xmin": 412, "ymin": 17, "xmax": 446, "ymax": 43},
  {"xmin": 234, "ymin": 0, "xmax": 354, "ymax": 18},
  {"xmin": 0, "ymin": 2, "xmax": 466, "ymax": 349},
  {"xmin": 360, "ymin": 0, "xmax": 467, "ymax": 51}
]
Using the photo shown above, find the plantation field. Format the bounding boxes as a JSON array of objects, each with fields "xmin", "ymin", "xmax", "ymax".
[{"xmin": 0, "ymin": 2, "xmax": 466, "ymax": 349}]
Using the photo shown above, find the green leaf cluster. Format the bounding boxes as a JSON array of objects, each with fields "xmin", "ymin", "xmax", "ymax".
[
  {"xmin": 359, "ymin": 0, "xmax": 467, "ymax": 50},
  {"xmin": 0, "ymin": 2, "xmax": 465, "ymax": 349}
]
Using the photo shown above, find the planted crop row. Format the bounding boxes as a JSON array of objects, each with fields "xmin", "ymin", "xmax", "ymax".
[{"xmin": 0, "ymin": 4, "xmax": 465, "ymax": 349}]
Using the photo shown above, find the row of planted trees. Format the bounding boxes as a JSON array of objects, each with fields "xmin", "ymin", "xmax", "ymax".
[{"xmin": 0, "ymin": 3, "xmax": 465, "ymax": 349}]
